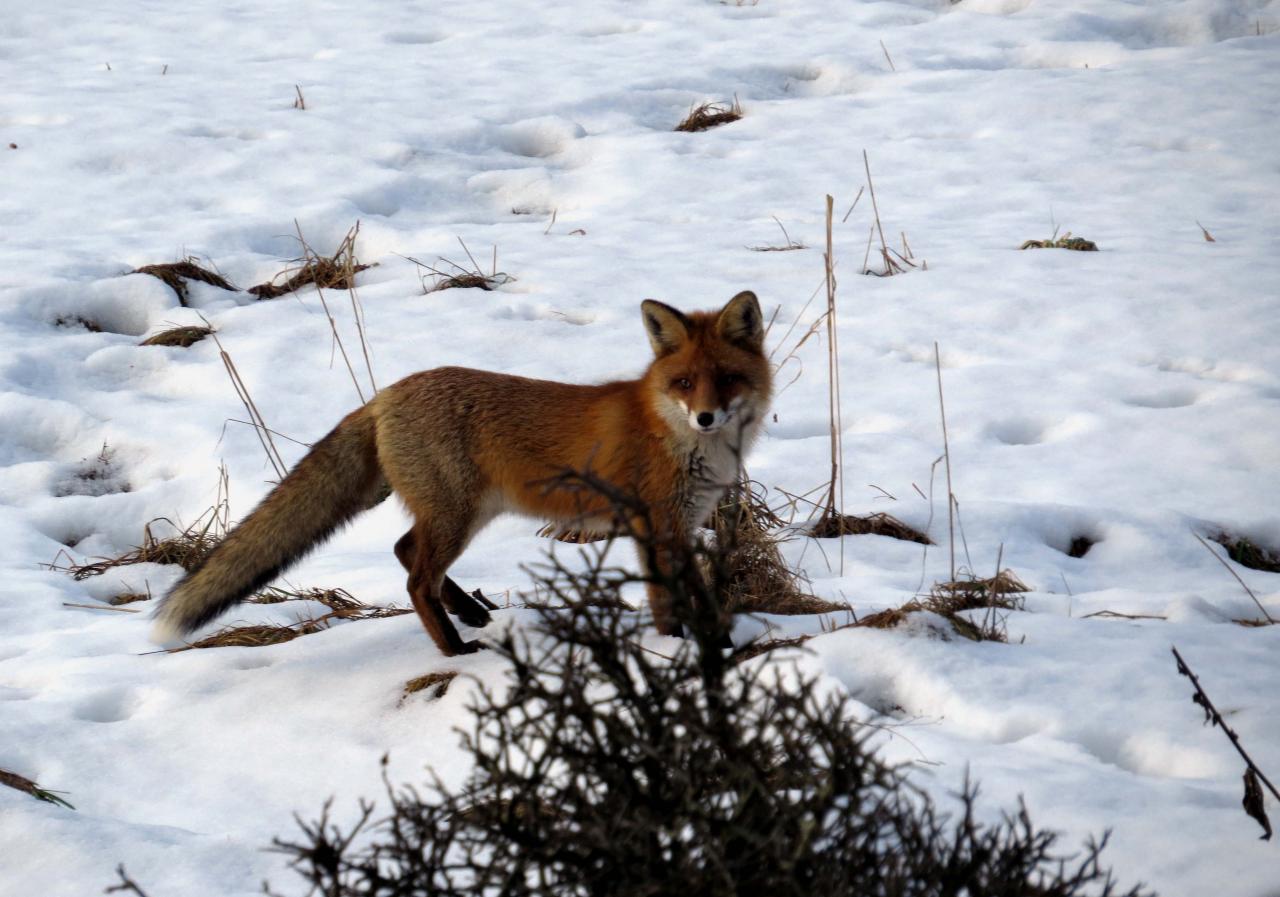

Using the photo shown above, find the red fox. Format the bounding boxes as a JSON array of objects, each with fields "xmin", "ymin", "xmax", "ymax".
[{"xmin": 152, "ymin": 290, "xmax": 772, "ymax": 656}]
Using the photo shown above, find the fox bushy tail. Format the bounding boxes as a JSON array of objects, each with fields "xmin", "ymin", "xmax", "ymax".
[{"xmin": 152, "ymin": 405, "xmax": 386, "ymax": 642}]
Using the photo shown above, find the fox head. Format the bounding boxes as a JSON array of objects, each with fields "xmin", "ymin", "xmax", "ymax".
[{"xmin": 641, "ymin": 290, "xmax": 773, "ymax": 442}]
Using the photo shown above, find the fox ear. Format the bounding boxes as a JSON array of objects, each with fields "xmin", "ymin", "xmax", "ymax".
[
  {"xmin": 641, "ymin": 300, "xmax": 691, "ymax": 356},
  {"xmin": 717, "ymin": 290, "xmax": 764, "ymax": 349}
]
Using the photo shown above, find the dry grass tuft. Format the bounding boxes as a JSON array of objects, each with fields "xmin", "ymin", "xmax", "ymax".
[
  {"xmin": 48, "ymin": 473, "xmax": 231, "ymax": 580},
  {"xmin": 1210, "ymin": 531, "xmax": 1280, "ymax": 574},
  {"xmin": 852, "ymin": 570, "xmax": 1027, "ymax": 642},
  {"xmin": 1020, "ymin": 233, "xmax": 1098, "ymax": 251},
  {"xmin": 134, "ymin": 259, "xmax": 236, "ymax": 307},
  {"xmin": 406, "ymin": 240, "xmax": 514, "ymax": 294},
  {"xmin": 166, "ymin": 593, "xmax": 410, "ymax": 653},
  {"xmin": 0, "ymin": 768, "xmax": 74, "ymax": 810},
  {"xmin": 109, "ymin": 592, "xmax": 151, "ymax": 606},
  {"xmin": 748, "ymin": 216, "xmax": 806, "ymax": 252},
  {"xmin": 854, "ymin": 607, "xmax": 909, "ymax": 631},
  {"xmin": 140, "ymin": 324, "xmax": 214, "ymax": 347},
  {"xmin": 859, "ymin": 150, "xmax": 921, "ymax": 276},
  {"xmin": 247, "ymin": 585, "xmax": 412, "ymax": 620},
  {"xmin": 403, "ymin": 671, "xmax": 458, "ymax": 700},
  {"xmin": 248, "ymin": 226, "xmax": 371, "ymax": 299},
  {"xmin": 730, "ymin": 633, "xmax": 811, "ymax": 664},
  {"xmin": 710, "ymin": 483, "xmax": 828, "ymax": 616},
  {"xmin": 809, "ymin": 511, "xmax": 931, "ymax": 545},
  {"xmin": 675, "ymin": 97, "xmax": 742, "ymax": 132},
  {"xmin": 53, "ymin": 515, "xmax": 223, "ymax": 581},
  {"xmin": 931, "ymin": 569, "xmax": 1029, "ymax": 605},
  {"xmin": 175, "ymin": 618, "xmax": 330, "ymax": 650}
]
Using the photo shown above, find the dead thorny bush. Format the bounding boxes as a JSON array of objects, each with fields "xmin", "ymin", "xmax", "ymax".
[{"xmin": 258, "ymin": 474, "xmax": 1148, "ymax": 897}]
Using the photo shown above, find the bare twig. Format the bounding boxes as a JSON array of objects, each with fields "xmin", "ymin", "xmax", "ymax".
[
  {"xmin": 1172, "ymin": 646, "xmax": 1278, "ymax": 839},
  {"xmin": 935, "ymin": 344, "xmax": 955, "ymax": 582},
  {"xmin": 106, "ymin": 864, "xmax": 152, "ymax": 896},
  {"xmin": 208, "ymin": 325, "xmax": 288, "ymax": 481},
  {"xmin": 842, "ymin": 186, "xmax": 865, "ymax": 223},
  {"xmin": 342, "ymin": 222, "xmax": 378, "ymax": 395},
  {"xmin": 295, "ymin": 222, "xmax": 368, "ymax": 404},
  {"xmin": 863, "ymin": 150, "xmax": 900, "ymax": 276},
  {"xmin": 817, "ymin": 194, "xmax": 846, "ymax": 573},
  {"xmin": 62, "ymin": 602, "xmax": 142, "ymax": 613},
  {"xmin": 879, "ymin": 39, "xmax": 897, "ymax": 72}
]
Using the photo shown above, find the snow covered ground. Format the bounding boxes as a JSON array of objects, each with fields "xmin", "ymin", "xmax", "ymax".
[{"xmin": 2, "ymin": 0, "xmax": 1279, "ymax": 893}]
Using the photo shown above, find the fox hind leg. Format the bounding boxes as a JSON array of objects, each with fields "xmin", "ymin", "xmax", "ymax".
[
  {"xmin": 398, "ymin": 521, "xmax": 484, "ymax": 656},
  {"xmin": 394, "ymin": 530, "xmax": 492, "ymax": 628}
]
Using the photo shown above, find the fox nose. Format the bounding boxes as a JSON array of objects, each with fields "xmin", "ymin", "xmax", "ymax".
[{"xmin": 697, "ymin": 412, "xmax": 715, "ymax": 428}]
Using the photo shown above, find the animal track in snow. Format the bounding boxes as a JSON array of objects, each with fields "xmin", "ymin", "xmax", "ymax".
[
  {"xmin": 231, "ymin": 656, "xmax": 274, "ymax": 671},
  {"xmin": 987, "ymin": 416, "xmax": 1046, "ymax": 446},
  {"xmin": 382, "ymin": 30, "xmax": 446, "ymax": 45},
  {"xmin": 1122, "ymin": 388, "xmax": 1199, "ymax": 409},
  {"xmin": 73, "ymin": 688, "xmax": 138, "ymax": 723},
  {"xmin": 986, "ymin": 413, "xmax": 1096, "ymax": 446},
  {"xmin": 494, "ymin": 116, "xmax": 587, "ymax": 160}
]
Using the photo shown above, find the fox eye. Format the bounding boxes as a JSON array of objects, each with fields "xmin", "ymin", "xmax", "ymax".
[
  {"xmin": 674, "ymin": 378, "xmax": 693, "ymax": 391},
  {"xmin": 718, "ymin": 373, "xmax": 743, "ymax": 387}
]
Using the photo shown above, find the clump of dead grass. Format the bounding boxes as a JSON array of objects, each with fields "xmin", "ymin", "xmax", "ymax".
[
  {"xmin": 248, "ymin": 225, "xmax": 371, "ymax": 299},
  {"xmin": 47, "ymin": 470, "xmax": 231, "ymax": 580},
  {"xmin": 931, "ymin": 569, "xmax": 1029, "ymax": 606},
  {"xmin": 402, "ymin": 671, "xmax": 458, "ymax": 701},
  {"xmin": 247, "ymin": 585, "xmax": 412, "ymax": 620},
  {"xmin": 133, "ymin": 258, "xmax": 236, "ymax": 306},
  {"xmin": 809, "ymin": 510, "xmax": 932, "ymax": 545},
  {"xmin": 857, "ymin": 150, "xmax": 922, "ymax": 276},
  {"xmin": 675, "ymin": 97, "xmax": 742, "ymax": 132},
  {"xmin": 709, "ymin": 482, "xmax": 838, "ymax": 616},
  {"xmin": 748, "ymin": 216, "xmax": 806, "ymax": 252},
  {"xmin": 853, "ymin": 570, "xmax": 1028, "ymax": 643},
  {"xmin": 165, "ymin": 589, "xmax": 410, "ymax": 652},
  {"xmin": 404, "ymin": 239, "xmax": 514, "ymax": 294},
  {"xmin": 109, "ymin": 592, "xmax": 151, "ymax": 606},
  {"xmin": 1020, "ymin": 232, "xmax": 1098, "ymax": 251},
  {"xmin": 0, "ymin": 768, "xmax": 74, "ymax": 810},
  {"xmin": 50, "ymin": 513, "xmax": 224, "ymax": 581},
  {"xmin": 140, "ymin": 324, "xmax": 213, "ymax": 347}
]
